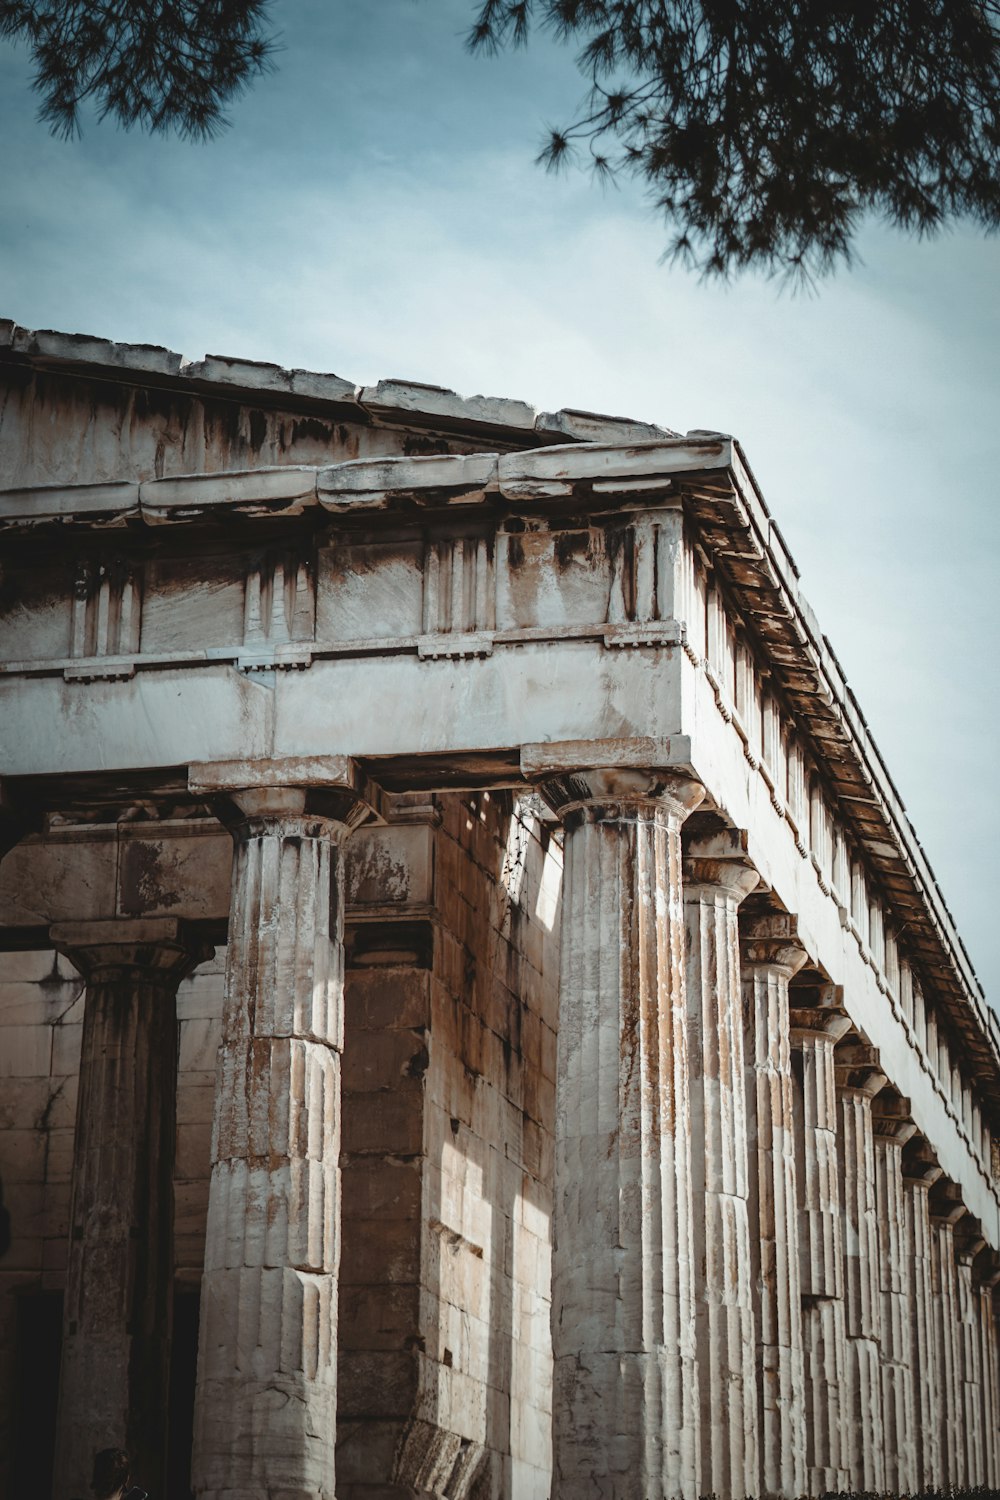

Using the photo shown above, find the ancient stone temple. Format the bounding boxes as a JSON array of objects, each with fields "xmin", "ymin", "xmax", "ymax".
[{"xmin": 0, "ymin": 318, "xmax": 998, "ymax": 1500}]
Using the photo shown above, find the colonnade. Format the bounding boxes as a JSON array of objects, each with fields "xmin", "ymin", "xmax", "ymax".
[
  {"xmin": 30, "ymin": 760, "xmax": 1000, "ymax": 1498},
  {"xmin": 543, "ymin": 766, "xmax": 1000, "ymax": 1498}
]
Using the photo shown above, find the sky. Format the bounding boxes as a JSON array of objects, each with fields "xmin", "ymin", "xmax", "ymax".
[{"xmin": 1, "ymin": 0, "xmax": 997, "ymax": 1000}]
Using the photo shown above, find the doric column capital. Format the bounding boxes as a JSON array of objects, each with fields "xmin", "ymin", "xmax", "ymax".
[
  {"xmin": 791, "ymin": 1012, "xmax": 852, "ymax": 1050},
  {"xmin": 534, "ymin": 765, "xmax": 705, "ymax": 827},
  {"xmin": 873, "ymin": 1118, "xmax": 917, "ymax": 1146},
  {"xmin": 49, "ymin": 916, "xmax": 212, "ymax": 986},
  {"xmin": 931, "ymin": 1203, "xmax": 967, "ymax": 1227},
  {"xmin": 522, "ymin": 736, "xmax": 705, "ymax": 826},
  {"xmin": 902, "ymin": 1135, "xmax": 944, "ymax": 1188},
  {"xmin": 682, "ymin": 826, "xmax": 760, "ymax": 903},
  {"xmin": 905, "ymin": 1169, "xmax": 939, "ymax": 1190},
  {"xmin": 741, "ymin": 910, "xmax": 809, "ymax": 978},
  {"xmin": 956, "ymin": 1218, "xmax": 987, "ymax": 1266},
  {"xmin": 834, "ymin": 1037, "xmax": 888, "ymax": 1098},
  {"xmin": 930, "ymin": 1177, "xmax": 968, "ymax": 1227},
  {"xmin": 872, "ymin": 1090, "xmax": 917, "ymax": 1147},
  {"xmin": 790, "ymin": 982, "xmax": 851, "ymax": 1050},
  {"xmin": 219, "ymin": 785, "xmax": 377, "ymax": 842},
  {"xmin": 190, "ymin": 755, "xmax": 384, "ymax": 841},
  {"xmin": 975, "ymin": 1248, "xmax": 1000, "ymax": 1290}
]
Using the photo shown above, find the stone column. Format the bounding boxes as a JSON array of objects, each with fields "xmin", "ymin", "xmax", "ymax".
[
  {"xmin": 930, "ymin": 1194, "xmax": 965, "ymax": 1488},
  {"xmin": 537, "ymin": 765, "xmax": 704, "ymax": 1500},
  {"xmin": 872, "ymin": 1099, "xmax": 917, "ymax": 1495},
  {"xmin": 904, "ymin": 1159, "xmax": 941, "ymax": 1490},
  {"xmin": 957, "ymin": 1226, "xmax": 986, "ymax": 1485},
  {"xmin": 739, "ymin": 912, "xmax": 807, "ymax": 1500},
  {"xmin": 191, "ymin": 781, "xmax": 376, "ymax": 1500},
  {"xmin": 976, "ymin": 1258, "xmax": 1000, "ymax": 1487},
  {"xmin": 681, "ymin": 831, "xmax": 759, "ymax": 1500},
  {"xmin": 790, "ymin": 1003, "xmax": 850, "ymax": 1495},
  {"xmin": 835, "ymin": 1040, "xmax": 887, "ymax": 1495},
  {"xmin": 49, "ymin": 917, "xmax": 210, "ymax": 1500}
]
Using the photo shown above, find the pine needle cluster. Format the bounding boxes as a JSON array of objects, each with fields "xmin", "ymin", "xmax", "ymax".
[
  {"xmin": 0, "ymin": 0, "xmax": 275, "ymax": 139},
  {"xmin": 468, "ymin": 0, "xmax": 1000, "ymax": 279}
]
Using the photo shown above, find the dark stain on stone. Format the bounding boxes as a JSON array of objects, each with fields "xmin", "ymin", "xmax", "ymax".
[
  {"xmin": 119, "ymin": 841, "xmax": 180, "ymax": 916},
  {"xmin": 406, "ymin": 1044, "xmax": 429, "ymax": 1081},
  {"xmin": 248, "ymin": 409, "xmax": 268, "ymax": 451},
  {"xmin": 402, "ymin": 434, "xmax": 451, "ymax": 457},
  {"xmin": 291, "ymin": 417, "xmax": 334, "ymax": 446},
  {"xmin": 36, "ymin": 1080, "xmax": 66, "ymax": 1133},
  {"xmin": 553, "ymin": 530, "xmax": 589, "ymax": 569},
  {"xmin": 607, "ymin": 524, "xmax": 635, "ymax": 618},
  {"xmin": 213, "ymin": 400, "xmax": 247, "ymax": 453}
]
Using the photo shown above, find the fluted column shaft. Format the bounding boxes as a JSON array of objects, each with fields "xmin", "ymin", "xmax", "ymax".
[
  {"xmin": 978, "ymin": 1277, "xmax": 1000, "ymax": 1486},
  {"xmin": 957, "ymin": 1252, "xmax": 984, "ymax": 1483},
  {"xmin": 740, "ymin": 917, "xmax": 807, "ymax": 1500},
  {"xmin": 50, "ymin": 917, "xmax": 208, "ymax": 1500},
  {"xmin": 540, "ymin": 767, "xmax": 704, "ymax": 1500},
  {"xmin": 838, "ymin": 1082, "xmax": 886, "ymax": 1493},
  {"xmin": 906, "ymin": 1175, "xmax": 941, "ymax": 1489},
  {"xmin": 682, "ymin": 842, "xmax": 759, "ymax": 1500},
  {"xmin": 873, "ymin": 1126, "xmax": 916, "ymax": 1494},
  {"xmin": 793, "ymin": 1017, "xmax": 849, "ymax": 1493},
  {"xmin": 192, "ymin": 786, "xmax": 371, "ymax": 1500},
  {"xmin": 932, "ymin": 1215, "xmax": 963, "ymax": 1487}
]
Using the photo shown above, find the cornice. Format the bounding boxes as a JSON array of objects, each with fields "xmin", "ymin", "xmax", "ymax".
[
  {"xmin": 0, "ymin": 317, "xmax": 677, "ymax": 452},
  {"xmin": 0, "ymin": 437, "xmax": 722, "ymax": 533}
]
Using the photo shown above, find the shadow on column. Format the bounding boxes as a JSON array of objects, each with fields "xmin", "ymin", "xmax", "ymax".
[
  {"xmin": 166, "ymin": 1286, "xmax": 200, "ymax": 1500},
  {"xmin": 10, "ymin": 1289, "xmax": 62, "ymax": 1500}
]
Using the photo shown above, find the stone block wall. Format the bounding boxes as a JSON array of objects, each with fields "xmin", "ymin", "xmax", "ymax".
[
  {"xmin": 405, "ymin": 792, "xmax": 558, "ymax": 1500},
  {"xmin": 337, "ymin": 962, "xmax": 431, "ymax": 1495},
  {"xmin": 338, "ymin": 791, "xmax": 561, "ymax": 1499}
]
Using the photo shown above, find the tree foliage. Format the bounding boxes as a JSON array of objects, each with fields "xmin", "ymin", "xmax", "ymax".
[
  {"xmin": 0, "ymin": 0, "xmax": 274, "ymax": 138},
  {"xmin": 470, "ymin": 0, "xmax": 1000, "ymax": 278},
  {"xmin": 3, "ymin": 0, "xmax": 1000, "ymax": 278}
]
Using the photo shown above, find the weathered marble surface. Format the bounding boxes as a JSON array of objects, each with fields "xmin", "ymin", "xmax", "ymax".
[
  {"xmin": 193, "ymin": 785, "xmax": 371, "ymax": 1500},
  {"xmin": 2, "ymin": 328, "xmax": 1000, "ymax": 1500},
  {"xmin": 683, "ymin": 835, "xmax": 759, "ymax": 1498},
  {"xmin": 539, "ymin": 767, "xmax": 704, "ymax": 1500},
  {"xmin": 741, "ymin": 916, "xmax": 807, "ymax": 1499}
]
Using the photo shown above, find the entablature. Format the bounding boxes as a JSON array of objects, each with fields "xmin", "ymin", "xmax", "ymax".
[{"xmin": 1, "ymin": 432, "xmax": 996, "ymax": 1152}]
